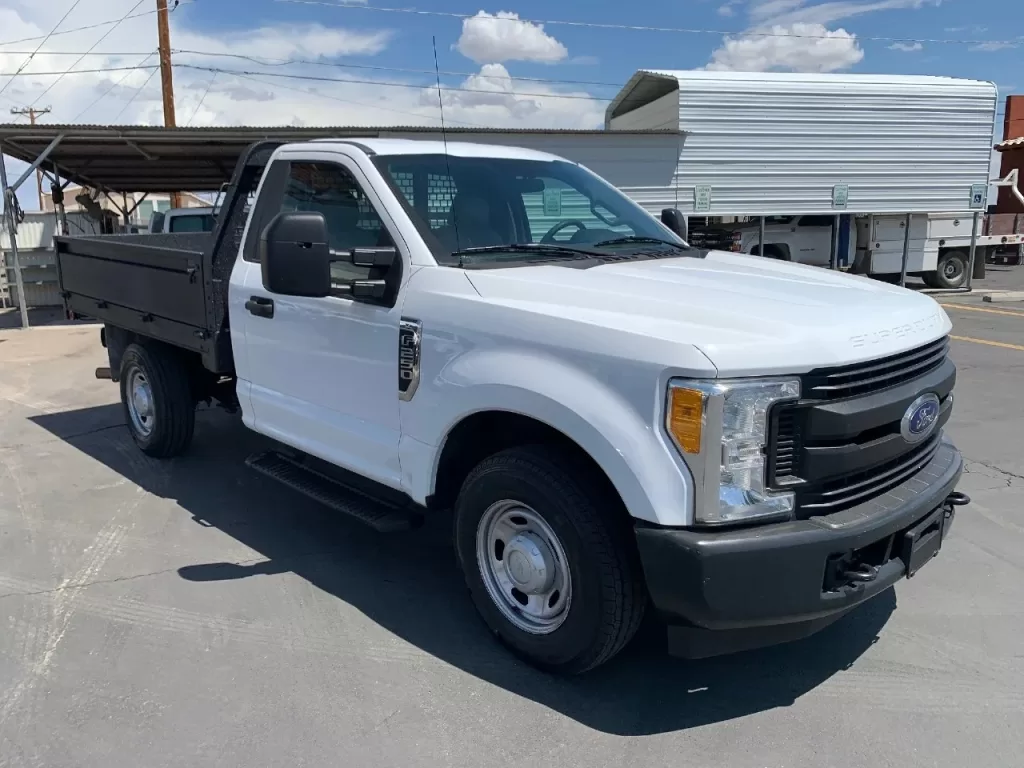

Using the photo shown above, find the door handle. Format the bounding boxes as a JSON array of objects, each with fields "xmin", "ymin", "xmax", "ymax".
[{"xmin": 245, "ymin": 296, "xmax": 274, "ymax": 319}]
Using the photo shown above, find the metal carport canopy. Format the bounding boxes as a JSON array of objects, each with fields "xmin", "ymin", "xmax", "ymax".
[{"xmin": 0, "ymin": 124, "xmax": 680, "ymax": 194}]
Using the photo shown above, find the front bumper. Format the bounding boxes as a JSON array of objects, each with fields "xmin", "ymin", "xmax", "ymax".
[{"xmin": 636, "ymin": 438, "xmax": 964, "ymax": 659}]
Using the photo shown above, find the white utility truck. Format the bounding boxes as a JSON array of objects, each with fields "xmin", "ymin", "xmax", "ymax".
[
  {"xmin": 55, "ymin": 139, "xmax": 969, "ymax": 673},
  {"xmin": 735, "ymin": 213, "xmax": 1024, "ymax": 288},
  {"xmin": 147, "ymin": 205, "xmax": 217, "ymax": 234}
]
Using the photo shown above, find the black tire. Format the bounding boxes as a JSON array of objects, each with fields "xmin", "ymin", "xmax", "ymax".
[
  {"xmin": 118, "ymin": 342, "xmax": 195, "ymax": 458},
  {"xmin": 454, "ymin": 446, "xmax": 646, "ymax": 674},
  {"xmin": 760, "ymin": 245, "xmax": 787, "ymax": 261},
  {"xmin": 929, "ymin": 250, "xmax": 968, "ymax": 289}
]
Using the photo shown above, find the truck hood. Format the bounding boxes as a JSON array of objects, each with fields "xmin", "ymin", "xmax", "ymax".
[{"xmin": 464, "ymin": 251, "xmax": 951, "ymax": 377}]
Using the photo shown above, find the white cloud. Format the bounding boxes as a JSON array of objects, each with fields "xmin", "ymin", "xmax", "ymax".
[
  {"xmin": 888, "ymin": 41, "xmax": 923, "ymax": 51},
  {"xmin": 706, "ymin": 22, "xmax": 864, "ymax": 72},
  {"xmin": 707, "ymin": 1, "xmax": 940, "ymax": 73},
  {"xmin": 969, "ymin": 41, "xmax": 1019, "ymax": 52},
  {"xmin": 421, "ymin": 63, "xmax": 605, "ymax": 128},
  {"xmin": 454, "ymin": 11, "xmax": 568, "ymax": 64},
  {"xmin": 175, "ymin": 24, "xmax": 393, "ymax": 60},
  {"xmin": 750, "ymin": 0, "xmax": 941, "ymax": 27},
  {"xmin": 717, "ymin": 2, "xmax": 741, "ymax": 17},
  {"xmin": 0, "ymin": 2, "xmax": 604, "ymax": 210}
]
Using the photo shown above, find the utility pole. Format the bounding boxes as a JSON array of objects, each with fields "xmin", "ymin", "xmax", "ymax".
[
  {"xmin": 10, "ymin": 106, "xmax": 51, "ymax": 210},
  {"xmin": 156, "ymin": 0, "xmax": 181, "ymax": 208}
]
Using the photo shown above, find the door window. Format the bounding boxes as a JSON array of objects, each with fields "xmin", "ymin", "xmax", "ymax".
[
  {"xmin": 798, "ymin": 215, "xmax": 835, "ymax": 228},
  {"xmin": 280, "ymin": 162, "xmax": 395, "ymax": 286}
]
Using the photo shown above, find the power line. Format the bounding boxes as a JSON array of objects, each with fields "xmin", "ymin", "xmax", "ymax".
[
  {"xmin": 277, "ymin": 0, "xmax": 1024, "ymax": 47},
  {"xmin": 225, "ymin": 69, "xmax": 487, "ymax": 127},
  {"xmin": 172, "ymin": 49, "xmax": 624, "ymax": 89},
  {"xmin": 30, "ymin": 0, "xmax": 147, "ymax": 108},
  {"xmin": 176, "ymin": 64, "xmax": 610, "ymax": 102},
  {"xmin": 0, "ymin": 47, "xmax": 625, "ymax": 89},
  {"xmin": 113, "ymin": 66, "xmax": 160, "ymax": 122},
  {"xmin": 184, "ymin": 71, "xmax": 217, "ymax": 126},
  {"xmin": 0, "ymin": 1, "xmax": 195, "ymax": 48},
  {"xmin": 0, "ymin": 65, "xmax": 159, "ymax": 78},
  {"xmin": 0, "ymin": 0, "xmax": 86, "ymax": 100},
  {"xmin": 73, "ymin": 51, "xmax": 157, "ymax": 122},
  {"xmin": 0, "ymin": 63, "xmax": 1014, "ymax": 114}
]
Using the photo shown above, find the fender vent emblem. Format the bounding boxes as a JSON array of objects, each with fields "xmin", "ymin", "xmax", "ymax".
[{"xmin": 399, "ymin": 319, "xmax": 422, "ymax": 401}]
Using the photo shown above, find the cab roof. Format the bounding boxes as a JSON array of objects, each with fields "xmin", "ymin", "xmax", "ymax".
[{"xmin": 308, "ymin": 137, "xmax": 566, "ymax": 162}]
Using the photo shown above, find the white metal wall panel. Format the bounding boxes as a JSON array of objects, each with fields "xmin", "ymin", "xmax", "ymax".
[
  {"xmin": 606, "ymin": 90, "xmax": 679, "ymax": 131},
  {"xmin": 607, "ymin": 70, "xmax": 998, "ymax": 216},
  {"xmin": 6, "ymin": 211, "xmax": 102, "ymax": 250}
]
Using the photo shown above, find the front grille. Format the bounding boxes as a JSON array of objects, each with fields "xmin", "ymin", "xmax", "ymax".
[
  {"xmin": 802, "ymin": 336, "xmax": 949, "ymax": 401},
  {"xmin": 797, "ymin": 436, "xmax": 941, "ymax": 515}
]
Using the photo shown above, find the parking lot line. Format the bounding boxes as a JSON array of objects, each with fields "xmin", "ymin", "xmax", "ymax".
[
  {"xmin": 940, "ymin": 303, "xmax": 1024, "ymax": 318},
  {"xmin": 950, "ymin": 335, "xmax": 1024, "ymax": 352}
]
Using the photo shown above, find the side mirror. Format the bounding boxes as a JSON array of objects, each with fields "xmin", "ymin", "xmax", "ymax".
[
  {"xmin": 661, "ymin": 208, "xmax": 688, "ymax": 241},
  {"xmin": 259, "ymin": 211, "xmax": 331, "ymax": 297},
  {"xmin": 350, "ymin": 247, "xmax": 397, "ymax": 269}
]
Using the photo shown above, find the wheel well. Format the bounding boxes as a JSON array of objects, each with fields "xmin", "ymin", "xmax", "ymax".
[
  {"xmin": 430, "ymin": 411, "xmax": 624, "ymax": 514},
  {"xmin": 103, "ymin": 325, "xmax": 227, "ymax": 404},
  {"xmin": 750, "ymin": 244, "xmax": 789, "ymax": 260}
]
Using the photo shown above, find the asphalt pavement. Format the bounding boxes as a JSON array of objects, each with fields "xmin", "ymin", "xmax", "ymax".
[{"xmin": 1, "ymin": 284, "xmax": 1023, "ymax": 767}]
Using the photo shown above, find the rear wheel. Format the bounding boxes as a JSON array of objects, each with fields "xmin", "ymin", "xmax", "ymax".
[
  {"xmin": 925, "ymin": 250, "xmax": 968, "ymax": 289},
  {"xmin": 119, "ymin": 342, "xmax": 195, "ymax": 457},
  {"xmin": 454, "ymin": 446, "xmax": 645, "ymax": 674}
]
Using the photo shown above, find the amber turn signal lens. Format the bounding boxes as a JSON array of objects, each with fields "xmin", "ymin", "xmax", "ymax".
[{"xmin": 668, "ymin": 387, "xmax": 704, "ymax": 454}]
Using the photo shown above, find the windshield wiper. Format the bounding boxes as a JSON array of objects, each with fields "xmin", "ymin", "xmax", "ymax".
[
  {"xmin": 453, "ymin": 243, "xmax": 602, "ymax": 267},
  {"xmin": 593, "ymin": 235, "xmax": 690, "ymax": 250}
]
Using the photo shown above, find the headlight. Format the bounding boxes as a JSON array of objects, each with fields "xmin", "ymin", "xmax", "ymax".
[{"xmin": 666, "ymin": 377, "xmax": 800, "ymax": 525}]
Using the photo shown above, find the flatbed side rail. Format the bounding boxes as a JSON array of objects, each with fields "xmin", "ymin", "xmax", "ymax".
[{"xmin": 55, "ymin": 235, "xmax": 211, "ymax": 352}]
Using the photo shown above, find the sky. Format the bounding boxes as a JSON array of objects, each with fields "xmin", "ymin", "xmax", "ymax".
[{"xmin": 1, "ymin": 0, "xmax": 1021, "ymax": 210}]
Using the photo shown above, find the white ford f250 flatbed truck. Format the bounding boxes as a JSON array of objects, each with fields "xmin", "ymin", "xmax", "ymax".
[{"xmin": 54, "ymin": 138, "xmax": 970, "ymax": 674}]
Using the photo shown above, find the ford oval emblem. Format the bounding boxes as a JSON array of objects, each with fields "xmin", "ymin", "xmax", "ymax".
[{"xmin": 901, "ymin": 393, "xmax": 941, "ymax": 444}]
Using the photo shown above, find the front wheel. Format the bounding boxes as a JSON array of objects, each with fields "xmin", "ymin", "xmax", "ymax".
[
  {"xmin": 119, "ymin": 342, "xmax": 196, "ymax": 457},
  {"xmin": 454, "ymin": 446, "xmax": 646, "ymax": 674}
]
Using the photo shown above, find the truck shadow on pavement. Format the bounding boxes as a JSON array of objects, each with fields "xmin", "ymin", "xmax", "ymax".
[{"xmin": 32, "ymin": 404, "xmax": 896, "ymax": 737}]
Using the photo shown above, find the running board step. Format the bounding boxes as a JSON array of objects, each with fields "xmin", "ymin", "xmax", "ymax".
[{"xmin": 246, "ymin": 451, "xmax": 422, "ymax": 533}]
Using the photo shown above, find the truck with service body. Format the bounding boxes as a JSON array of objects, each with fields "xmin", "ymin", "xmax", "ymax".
[
  {"xmin": 55, "ymin": 139, "xmax": 969, "ymax": 673},
  {"xmin": 734, "ymin": 212, "xmax": 1024, "ymax": 288}
]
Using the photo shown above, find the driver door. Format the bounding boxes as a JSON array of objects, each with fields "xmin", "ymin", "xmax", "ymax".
[
  {"xmin": 794, "ymin": 215, "xmax": 836, "ymax": 266},
  {"xmin": 230, "ymin": 151, "xmax": 406, "ymax": 490}
]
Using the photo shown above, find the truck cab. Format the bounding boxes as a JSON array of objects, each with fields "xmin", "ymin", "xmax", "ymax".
[
  {"xmin": 55, "ymin": 139, "xmax": 968, "ymax": 674},
  {"xmin": 736, "ymin": 215, "xmax": 851, "ymax": 265}
]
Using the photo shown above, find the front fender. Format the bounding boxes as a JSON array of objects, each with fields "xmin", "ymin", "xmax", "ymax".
[{"xmin": 399, "ymin": 347, "xmax": 696, "ymax": 526}]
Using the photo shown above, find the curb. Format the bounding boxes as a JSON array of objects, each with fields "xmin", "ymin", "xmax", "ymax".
[{"xmin": 982, "ymin": 291, "xmax": 1024, "ymax": 303}]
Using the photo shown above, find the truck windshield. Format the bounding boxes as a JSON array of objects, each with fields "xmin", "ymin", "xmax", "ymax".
[{"xmin": 372, "ymin": 154, "xmax": 685, "ymax": 266}]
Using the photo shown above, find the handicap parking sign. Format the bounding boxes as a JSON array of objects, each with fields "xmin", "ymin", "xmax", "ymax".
[{"xmin": 969, "ymin": 183, "xmax": 987, "ymax": 209}]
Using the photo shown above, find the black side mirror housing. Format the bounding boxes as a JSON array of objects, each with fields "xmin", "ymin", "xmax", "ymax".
[
  {"xmin": 259, "ymin": 211, "xmax": 331, "ymax": 297},
  {"xmin": 661, "ymin": 208, "xmax": 689, "ymax": 241},
  {"xmin": 350, "ymin": 247, "xmax": 397, "ymax": 268}
]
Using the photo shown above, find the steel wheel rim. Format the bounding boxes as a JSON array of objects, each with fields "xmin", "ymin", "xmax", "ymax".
[
  {"xmin": 944, "ymin": 258, "xmax": 963, "ymax": 280},
  {"xmin": 126, "ymin": 367, "xmax": 155, "ymax": 437},
  {"xmin": 476, "ymin": 499, "xmax": 572, "ymax": 635}
]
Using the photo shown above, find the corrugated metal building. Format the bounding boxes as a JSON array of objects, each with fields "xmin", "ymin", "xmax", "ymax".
[
  {"xmin": 1, "ymin": 211, "xmax": 101, "ymax": 308},
  {"xmin": 605, "ymin": 70, "xmax": 998, "ymax": 216}
]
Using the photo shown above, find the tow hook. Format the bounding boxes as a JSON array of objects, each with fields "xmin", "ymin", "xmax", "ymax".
[
  {"xmin": 840, "ymin": 563, "xmax": 879, "ymax": 584},
  {"xmin": 945, "ymin": 491, "xmax": 970, "ymax": 507}
]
